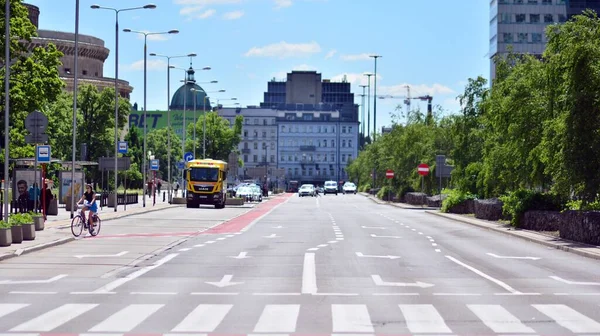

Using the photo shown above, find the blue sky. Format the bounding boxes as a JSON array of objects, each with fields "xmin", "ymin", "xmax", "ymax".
[{"xmin": 25, "ymin": 0, "xmax": 490, "ymax": 129}]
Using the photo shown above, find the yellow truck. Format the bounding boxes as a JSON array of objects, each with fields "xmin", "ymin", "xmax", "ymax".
[{"xmin": 185, "ymin": 159, "xmax": 228, "ymax": 209}]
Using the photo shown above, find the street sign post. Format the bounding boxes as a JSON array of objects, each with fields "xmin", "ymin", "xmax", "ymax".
[
  {"xmin": 150, "ymin": 159, "xmax": 159, "ymax": 171},
  {"xmin": 184, "ymin": 152, "xmax": 194, "ymax": 162},
  {"xmin": 418, "ymin": 163, "xmax": 430, "ymax": 176},
  {"xmin": 385, "ymin": 169, "xmax": 394, "ymax": 179},
  {"xmin": 118, "ymin": 141, "xmax": 128, "ymax": 154},
  {"xmin": 37, "ymin": 145, "xmax": 51, "ymax": 163},
  {"xmin": 177, "ymin": 161, "xmax": 185, "ymax": 170}
]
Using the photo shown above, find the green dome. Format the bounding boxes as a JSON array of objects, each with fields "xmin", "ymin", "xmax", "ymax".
[{"xmin": 170, "ymin": 83, "xmax": 212, "ymax": 111}]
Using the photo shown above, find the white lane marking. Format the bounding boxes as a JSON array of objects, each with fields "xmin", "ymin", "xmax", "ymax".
[
  {"xmin": 434, "ymin": 293, "xmax": 481, "ymax": 296},
  {"xmin": 0, "ymin": 304, "xmax": 29, "ymax": 318},
  {"xmin": 301, "ymin": 253, "xmax": 317, "ymax": 294},
  {"xmin": 307, "ymin": 248, "xmax": 319, "ymax": 251},
  {"xmin": 355, "ymin": 252, "xmax": 401, "ymax": 260},
  {"xmin": 194, "ymin": 244, "xmax": 205, "ymax": 247},
  {"xmin": 253, "ymin": 293, "xmax": 301, "ymax": 296},
  {"xmin": 253, "ymin": 304, "xmax": 300, "ymax": 332},
  {"xmin": 361, "ymin": 226, "xmax": 386, "ymax": 229},
  {"xmin": 205, "ymin": 241, "xmax": 216, "ymax": 244},
  {"xmin": 468, "ymin": 304, "xmax": 534, "ymax": 333},
  {"xmin": 75, "ymin": 251, "xmax": 129, "ymax": 259},
  {"xmin": 445, "ymin": 255, "xmax": 521, "ymax": 294},
  {"xmin": 8, "ymin": 291, "xmax": 56, "ymax": 295},
  {"xmin": 313, "ymin": 293, "xmax": 359, "ymax": 296},
  {"xmin": 418, "ymin": 232, "xmax": 423, "ymax": 235},
  {"xmin": 487, "ymin": 253, "xmax": 541, "ymax": 260},
  {"xmin": 370, "ymin": 234, "xmax": 401, "ymax": 239},
  {"xmin": 0, "ymin": 274, "xmax": 68, "ymax": 285},
  {"xmin": 191, "ymin": 292, "xmax": 238, "ymax": 296},
  {"xmin": 549, "ymin": 275, "xmax": 600, "ymax": 286},
  {"xmin": 432, "ymin": 243, "xmax": 438, "ymax": 246},
  {"xmin": 243, "ymin": 195, "xmax": 293, "ymax": 232},
  {"xmin": 533, "ymin": 304, "xmax": 600, "ymax": 333},
  {"xmin": 178, "ymin": 248, "xmax": 191, "ymax": 252},
  {"xmin": 494, "ymin": 292, "xmax": 540, "ymax": 296},
  {"xmin": 272, "ymin": 226, "xmax": 284, "ymax": 229},
  {"xmin": 318, "ymin": 244, "xmax": 328, "ymax": 247},
  {"xmin": 467, "ymin": 304, "xmax": 535, "ymax": 334},
  {"xmin": 229, "ymin": 252, "xmax": 250, "ymax": 259},
  {"xmin": 426, "ymin": 236, "xmax": 432, "ymax": 239},
  {"xmin": 91, "ymin": 253, "xmax": 178, "ymax": 293},
  {"xmin": 216, "ymin": 237, "xmax": 226, "ymax": 241},
  {"xmin": 10, "ymin": 304, "xmax": 98, "ymax": 332},
  {"xmin": 399, "ymin": 304, "xmax": 452, "ymax": 334},
  {"xmin": 89, "ymin": 304, "xmax": 163, "ymax": 332},
  {"xmin": 336, "ymin": 238, "xmax": 344, "ymax": 240},
  {"xmin": 226, "ymin": 234, "xmax": 235, "ymax": 237},
  {"xmin": 435, "ymin": 249, "xmax": 442, "ymax": 253},
  {"xmin": 373, "ymin": 293, "xmax": 419, "ymax": 296},
  {"xmin": 328, "ymin": 240, "xmax": 339, "ymax": 244},
  {"xmin": 205, "ymin": 275, "xmax": 243, "ymax": 288},
  {"xmin": 371, "ymin": 275, "xmax": 434, "ymax": 288},
  {"xmin": 411, "ymin": 229, "xmax": 416, "ymax": 231},
  {"xmin": 331, "ymin": 304, "xmax": 374, "ymax": 333},
  {"xmin": 172, "ymin": 304, "xmax": 233, "ymax": 332},
  {"xmin": 130, "ymin": 292, "xmax": 177, "ymax": 295},
  {"xmin": 264, "ymin": 234, "xmax": 279, "ymax": 238}
]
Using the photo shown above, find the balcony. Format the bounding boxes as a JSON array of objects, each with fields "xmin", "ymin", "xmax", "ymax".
[{"xmin": 299, "ymin": 145, "xmax": 316, "ymax": 151}]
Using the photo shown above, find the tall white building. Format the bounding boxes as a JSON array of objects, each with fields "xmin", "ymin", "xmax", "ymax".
[{"xmin": 489, "ymin": 0, "xmax": 567, "ymax": 79}]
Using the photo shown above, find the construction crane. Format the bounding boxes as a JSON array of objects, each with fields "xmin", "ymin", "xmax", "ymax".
[{"xmin": 378, "ymin": 92, "xmax": 434, "ymax": 117}]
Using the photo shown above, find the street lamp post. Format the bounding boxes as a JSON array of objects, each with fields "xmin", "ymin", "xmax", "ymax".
[
  {"xmin": 91, "ymin": 3, "xmax": 156, "ymax": 212},
  {"xmin": 359, "ymin": 84, "xmax": 367, "ymax": 145},
  {"xmin": 70, "ymin": 0, "xmax": 80, "ymax": 219},
  {"xmin": 3, "ymin": 0, "xmax": 10, "ymax": 222},
  {"xmin": 123, "ymin": 28, "xmax": 179, "ymax": 207},
  {"xmin": 370, "ymin": 55, "xmax": 382, "ymax": 141},
  {"xmin": 200, "ymin": 90, "xmax": 226, "ymax": 159},
  {"xmin": 364, "ymin": 73, "xmax": 373, "ymax": 141},
  {"xmin": 149, "ymin": 53, "xmax": 196, "ymax": 203}
]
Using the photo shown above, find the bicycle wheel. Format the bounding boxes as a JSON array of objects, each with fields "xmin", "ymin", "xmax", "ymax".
[
  {"xmin": 90, "ymin": 216, "xmax": 101, "ymax": 237},
  {"xmin": 71, "ymin": 215, "xmax": 84, "ymax": 237}
]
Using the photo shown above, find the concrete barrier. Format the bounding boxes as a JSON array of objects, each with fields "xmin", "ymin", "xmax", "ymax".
[{"xmin": 172, "ymin": 197, "xmax": 186, "ymax": 204}]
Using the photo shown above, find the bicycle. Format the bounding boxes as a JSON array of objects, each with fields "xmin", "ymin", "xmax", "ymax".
[{"xmin": 71, "ymin": 204, "xmax": 102, "ymax": 237}]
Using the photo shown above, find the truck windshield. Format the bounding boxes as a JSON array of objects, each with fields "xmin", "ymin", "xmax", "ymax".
[{"xmin": 190, "ymin": 167, "xmax": 219, "ymax": 182}]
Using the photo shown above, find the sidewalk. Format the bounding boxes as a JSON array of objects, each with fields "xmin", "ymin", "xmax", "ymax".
[
  {"xmin": 0, "ymin": 193, "xmax": 179, "ymax": 261},
  {"xmin": 361, "ymin": 193, "xmax": 600, "ymax": 260}
]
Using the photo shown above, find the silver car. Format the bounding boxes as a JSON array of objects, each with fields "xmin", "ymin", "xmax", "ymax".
[{"xmin": 298, "ymin": 184, "xmax": 315, "ymax": 197}]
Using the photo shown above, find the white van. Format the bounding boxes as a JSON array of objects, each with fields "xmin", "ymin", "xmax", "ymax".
[{"xmin": 324, "ymin": 180, "xmax": 338, "ymax": 195}]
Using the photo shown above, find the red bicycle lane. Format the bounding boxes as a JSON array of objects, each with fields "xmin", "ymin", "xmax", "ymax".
[{"xmin": 93, "ymin": 193, "xmax": 294, "ymax": 239}]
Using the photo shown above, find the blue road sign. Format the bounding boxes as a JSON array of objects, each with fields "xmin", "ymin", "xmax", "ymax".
[
  {"xmin": 177, "ymin": 161, "xmax": 185, "ymax": 169},
  {"xmin": 150, "ymin": 159, "xmax": 159, "ymax": 171},
  {"xmin": 184, "ymin": 152, "xmax": 194, "ymax": 162},
  {"xmin": 37, "ymin": 145, "xmax": 51, "ymax": 163},
  {"xmin": 118, "ymin": 141, "xmax": 128, "ymax": 154}
]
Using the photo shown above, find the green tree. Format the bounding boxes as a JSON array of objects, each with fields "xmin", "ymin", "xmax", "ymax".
[
  {"xmin": 188, "ymin": 112, "xmax": 243, "ymax": 161},
  {"xmin": 0, "ymin": 0, "xmax": 64, "ymax": 162},
  {"xmin": 145, "ymin": 127, "xmax": 182, "ymax": 182}
]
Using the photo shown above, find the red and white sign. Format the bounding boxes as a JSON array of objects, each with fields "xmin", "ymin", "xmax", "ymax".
[
  {"xmin": 418, "ymin": 163, "xmax": 430, "ymax": 176},
  {"xmin": 386, "ymin": 169, "xmax": 394, "ymax": 179}
]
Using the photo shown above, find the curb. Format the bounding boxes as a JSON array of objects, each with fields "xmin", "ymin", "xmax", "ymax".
[
  {"xmin": 426, "ymin": 210, "xmax": 600, "ymax": 261},
  {"xmin": 0, "ymin": 236, "xmax": 75, "ymax": 262},
  {"xmin": 360, "ymin": 193, "xmax": 437, "ymax": 210}
]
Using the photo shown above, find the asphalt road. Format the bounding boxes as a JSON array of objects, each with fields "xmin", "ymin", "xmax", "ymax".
[{"xmin": 0, "ymin": 193, "xmax": 599, "ymax": 335}]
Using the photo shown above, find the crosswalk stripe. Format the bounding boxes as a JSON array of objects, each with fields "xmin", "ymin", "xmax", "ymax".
[
  {"xmin": 89, "ymin": 304, "xmax": 163, "ymax": 332},
  {"xmin": 253, "ymin": 304, "xmax": 300, "ymax": 332},
  {"xmin": 10, "ymin": 303, "xmax": 98, "ymax": 332},
  {"xmin": 399, "ymin": 304, "xmax": 452, "ymax": 334},
  {"xmin": 331, "ymin": 304, "xmax": 374, "ymax": 332},
  {"xmin": 533, "ymin": 304, "xmax": 600, "ymax": 333},
  {"xmin": 171, "ymin": 304, "xmax": 232, "ymax": 332},
  {"xmin": 468, "ymin": 304, "xmax": 535, "ymax": 333},
  {"xmin": 0, "ymin": 304, "xmax": 29, "ymax": 319}
]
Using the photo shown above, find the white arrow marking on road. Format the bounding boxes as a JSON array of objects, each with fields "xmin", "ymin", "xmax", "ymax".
[
  {"xmin": 486, "ymin": 253, "xmax": 540, "ymax": 260},
  {"xmin": 361, "ymin": 226, "xmax": 386, "ymax": 229},
  {"xmin": 356, "ymin": 252, "xmax": 401, "ymax": 260},
  {"xmin": 264, "ymin": 234, "xmax": 279, "ymax": 238},
  {"xmin": 229, "ymin": 252, "xmax": 250, "ymax": 259},
  {"xmin": 550, "ymin": 276, "xmax": 600, "ymax": 286},
  {"xmin": 74, "ymin": 251, "xmax": 129, "ymax": 259},
  {"xmin": 0, "ymin": 274, "xmax": 68, "ymax": 285},
  {"xmin": 205, "ymin": 275, "xmax": 244, "ymax": 288},
  {"xmin": 371, "ymin": 275, "xmax": 434, "ymax": 288},
  {"xmin": 370, "ymin": 234, "xmax": 402, "ymax": 239}
]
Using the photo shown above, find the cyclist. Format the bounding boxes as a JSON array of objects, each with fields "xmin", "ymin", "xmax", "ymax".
[{"xmin": 77, "ymin": 184, "xmax": 98, "ymax": 233}]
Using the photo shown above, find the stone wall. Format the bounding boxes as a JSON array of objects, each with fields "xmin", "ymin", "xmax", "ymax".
[
  {"xmin": 474, "ymin": 198, "xmax": 504, "ymax": 221},
  {"xmin": 427, "ymin": 194, "xmax": 446, "ymax": 207},
  {"xmin": 521, "ymin": 210, "xmax": 561, "ymax": 231},
  {"xmin": 559, "ymin": 211, "xmax": 600, "ymax": 246},
  {"xmin": 448, "ymin": 199, "xmax": 476, "ymax": 214},
  {"xmin": 405, "ymin": 192, "xmax": 427, "ymax": 206}
]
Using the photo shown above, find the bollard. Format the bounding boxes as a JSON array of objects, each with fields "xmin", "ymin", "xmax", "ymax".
[{"xmin": 163, "ymin": 192, "xmax": 166, "ymax": 202}]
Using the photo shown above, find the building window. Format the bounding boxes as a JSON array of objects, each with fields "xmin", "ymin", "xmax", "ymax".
[
  {"xmin": 270, "ymin": 155, "xmax": 275, "ymax": 163},
  {"xmin": 516, "ymin": 14, "xmax": 526, "ymax": 23},
  {"xmin": 342, "ymin": 154, "xmax": 346, "ymax": 163},
  {"xmin": 342, "ymin": 126, "xmax": 346, "ymax": 133},
  {"xmin": 542, "ymin": 0, "xmax": 551, "ymax": 4},
  {"xmin": 527, "ymin": 0, "xmax": 537, "ymax": 4},
  {"xmin": 64, "ymin": 68, "xmax": 71, "ymax": 74},
  {"xmin": 243, "ymin": 130, "xmax": 248, "ymax": 137},
  {"xmin": 532, "ymin": 33, "xmax": 542, "ymax": 43},
  {"xmin": 544, "ymin": 14, "xmax": 553, "ymax": 23},
  {"xmin": 271, "ymin": 142, "xmax": 275, "ymax": 150},
  {"xmin": 330, "ymin": 154, "xmax": 335, "ymax": 162},
  {"xmin": 82, "ymin": 70, "xmax": 88, "ymax": 76},
  {"xmin": 515, "ymin": 0, "xmax": 523, "ymax": 3},
  {"xmin": 342, "ymin": 140, "xmax": 346, "ymax": 148},
  {"xmin": 254, "ymin": 142, "xmax": 258, "ymax": 150},
  {"xmin": 94, "ymin": 72, "xmax": 98, "ymax": 77},
  {"xmin": 349, "ymin": 140, "xmax": 353, "ymax": 148},
  {"xmin": 281, "ymin": 155, "xmax": 285, "ymax": 162},
  {"xmin": 244, "ymin": 155, "xmax": 248, "ymax": 163},
  {"xmin": 263, "ymin": 119, "xmax": 267, "ymax": 125},
  {"xmin": 558, "ymin": 14, "xmax": 566, "ymax": 23},
  {"xmin": 348, "ymin": 154, "xmax": 352, "ymax": 161},
  {"xmin": 530, "ymin": 14, "xmax": 540, "ymax": 23},
  {"xmin": 281, "ymin": 126, "xmax": 285, "ymax": 133},
  {"xmin": 254, "ymin": 119, "xmax": 258, "ymax": 125},
  {"xmin": 518, "ymin": 33, "xmax": 528, "ymax": 43},
  {"xmin": 499, "ymin": 13, "xmax": 510, "ymax": 23},
  {"xmin": 253, "ymin": 155, "xmax": 257, "ymax": 162},
  {"xmin": 262, "ymin": 131, "xmax": 267, "ymax": 138},
  {"xmin": 503, "ymin": 33, "xmax": 513, "ymax": 43},
  {"xmin": 323, "ymin": 139, "xmax": 327, "ymax": 147},
  {"xmin": 348, "ymin": 126, "xmax": 353, "ymax": 133},
  {"xmin": 331, "ymin": 140, "xmax": 335, "ymax": 148}
]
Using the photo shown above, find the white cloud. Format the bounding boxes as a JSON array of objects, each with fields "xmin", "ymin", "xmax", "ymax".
[
  {"xmin": 223, "ymin": 10, "xmax": 244, "ymax": 19},
  {"xmin": 124, "ymin": 59, "xmax": 167, "ymax": 71},
  {"xmin": 179, "ymin": 6, "xmax": 204, "ymax": 15},
  {"xmin": 244, "ymin": 41, "xmax": 321, "ymax": 58},
  {"xmin": 274, "ymin": 0, "xmax": 293, "ymax": 9},
  {"xmin": 340, "ymin": 53, "xmax": 373, "ymax": 61},
  {"xmin": 378, "ymin": 83, "xmax": 455, "ymax": 97},
  {"xmin": 325, "ymin": 49, "xmax": 337, "ymax": 59},
  {"xmin": 330, "ymin": 72, "xmax": 383, "ymax": 86},
  {"xmin": 198, "ymin": 9, "xmax": 216, "ymax": 18}
]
